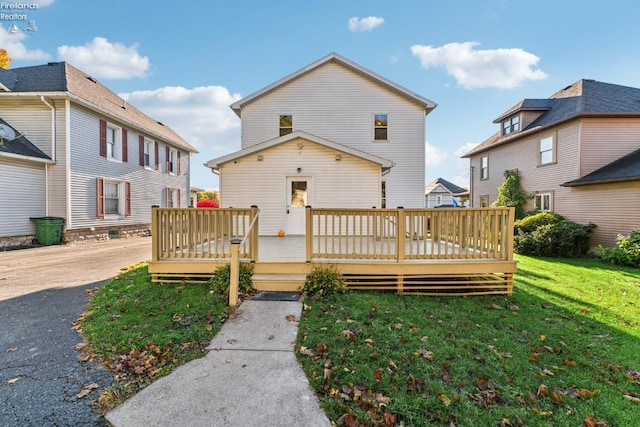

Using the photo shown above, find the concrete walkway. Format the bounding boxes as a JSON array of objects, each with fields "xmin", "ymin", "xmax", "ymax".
[{"xmin": 105, "ymin": 300, "xmax": 331, "ymax": 427}]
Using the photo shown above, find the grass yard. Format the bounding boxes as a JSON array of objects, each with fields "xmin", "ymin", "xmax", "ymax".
[{"xmin": 296, "ymin": 255, "xmax": 640, "ymax": 426}]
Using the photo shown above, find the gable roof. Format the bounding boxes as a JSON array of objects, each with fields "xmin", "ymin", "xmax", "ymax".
[
  {"xmin": 229, "ymin": 52, "xmax": 437, "ymax": 117},
  {"xmin": 464, "ymin": 79, "xmax": 640, "ymax": 158},
  {"xmin": 425, "ymin": 177, "xmax": 468, "ymax": 195},
  {"xmin": 206, "ymin": 130, "xmax": 395, "ymax": 172},
  {"xmin": 0, "ymin": 117, "xmax": 52, "ymax": 163},
  {"xmin": 562, "ymin": 147, "xmax": 640, "ymax": 187},
  {"xmin": 0, "ymin": 62, "xmax": 197, "ymax": 153}
]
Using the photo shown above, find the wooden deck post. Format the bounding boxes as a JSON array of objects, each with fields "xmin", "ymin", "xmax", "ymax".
[
  {"xmin": 305, "ymin": 206, "xmax": 312, "ymax": 262},
  {"xmin": 151, "ymin": 205, "xmax": 159, "ymax": 262},
  {"xmin": 250, "ymin": 205, "xmax": 259, "ymax": 261},
  {"xmin": 229, "ymin": 238, "xmax": 242, "ymax": 307},
  {"xmin": 396, "ymin": 207, "xmax": 405, "ymax": 263}
]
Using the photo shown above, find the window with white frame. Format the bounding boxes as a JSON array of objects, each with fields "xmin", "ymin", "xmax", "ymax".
[
  {"xmin": 166, "ymin": 187, "xmax": 180, "ymax": 208},
  {"xmin": 534, "ymin": 193, "xmax": 552, "ymax": 211},
  {"xmin": 479, "ymin": 195, "xmax": 489, "ymax": 207},
  {"xmin": 168, "ymin": 148, "xmax": 177, "ymax": 175},
  {"xmin": 540, "ymin": 135, "xmax": 554, "ymax": 165},
  {"xmin": 480, "ymin": 156, "xmax": 489, "ymax": 180},
  {"xmin": 144, "ymin": 140, "xmax": 152, "ymax": 168},
  {"xmin": 96, "ymin": 178, "xmax": 131, "ymax": 218},
  {"xmin": 502, "ymin": 115, "xmax": 520, "ymax": 136},
  {"xmin": 106, "ymin": 125, "xmax": 119, "ymax": 160},
  {"xmin": 381, "ymin": 181, "xmax": 386, "ymax": 208},
  {"xmin": 374, "ymin": 114, "xmax": 388, "ymax": 140},
  {"xmin": 279, "ymin": 115, "xmax": 292, "ymax": 137}
]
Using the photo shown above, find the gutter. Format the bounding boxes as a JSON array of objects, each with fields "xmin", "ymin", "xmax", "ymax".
[{"xmin": 0, "ymin": 151, "xmax": 55, "ymax": 164}]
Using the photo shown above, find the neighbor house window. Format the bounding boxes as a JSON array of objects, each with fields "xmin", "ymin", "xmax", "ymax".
[
  {"xmin": 540, "ymin": 135, "xmax": 554, "ymax": 165},
  {"xmin": 480, "ymin": 156, "xmax": 489, "ymax": 180},
  {"xmin": 279, "ymin": 115, "xmax": 292, "ymax": 136},
  {"xmin": 166, "ymin": 147, "xmax": 180, "ymax": 175},
  {"xmin": 100, "ymin": 120, "xmax": 128, "ymax": 162},
  {"xmin": 381, "ymin": 181, "xmax": 386, "ymax": 208},
  {"xmin": 96, "ymin": 178, "xmax": 131, "ymax": 218},
  {"xmin": 479, "ymin": 195, "xmax": 489, "ymax": 207},
  {"xmin": 535, "ymin": 193, "xmax": 552, "ymax": 212},
  {"xmin": 374, "ymin": 114, "xmax": 388, "ymax": 140},
  {"xmin": 502, "ymin": 115, "xmax": 520, "ymax": 136},
  {"xmin": 166, "ymin": 187, "xmax": 180, "ymax": 208}
]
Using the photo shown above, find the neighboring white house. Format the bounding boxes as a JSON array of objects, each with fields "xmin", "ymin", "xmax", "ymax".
[
  {"xmin": 424, "ymin": 177, "xmax": 469, "ymax": 208},
  {"xmin": 0, "ymin": 62, "xmax": 197, "ymax": 247},
  {"xmin": 206, "ymin": 53, "xmax": 437, "ymax": 235}
]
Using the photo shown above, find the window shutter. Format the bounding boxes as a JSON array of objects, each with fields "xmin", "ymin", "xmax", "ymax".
[
  {"xmin": 99, "ymin": 120, "xmax": 107, "ymax": 157},
  {"xmin": 177, "ymin": 151, "xmax": 181, "ymax": 175},
  {"xmin": 125, "ymin": 181, "xmax": 131, "ymax": 216},
  {"xmin": 122, "ymin": 129, "xmax": 128, "ymax": 163},
  {"xmin": 166, "ymin": 146, "xmax": 170, "ymax": 173},
  {"xmin": 138, "ymin": 136, "xmax": 144, "ymax": 166},
  {"xmin": 154, "ymin": 141, "xmax": 159, "ymax": 170},
  {"xmin": 177, "ymin": 188, "xmax": 181, "ymax": 208},
  {"xmin": 96, "ymin": 177, "xmax": 104, "ymax": 218}
]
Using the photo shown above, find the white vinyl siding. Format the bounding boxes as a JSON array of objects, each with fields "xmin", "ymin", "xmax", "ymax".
[
  {"xmin": 0, "ymin": 159, "xmax": 47, "ymax": 237},
  {"xmin": 69, "ymin": 105, "xmax": 189, "ymax": 229},
  {"xmin": 219, "ymin": 138, "xmax": 380, "ymax": 235},
  {"xmin": 238, "ymin": 61, "xmax": 426, "ymax": 208}
]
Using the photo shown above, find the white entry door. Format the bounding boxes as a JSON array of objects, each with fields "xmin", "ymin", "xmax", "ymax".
[{"xmin": 286, "ymin": 177, "xmax": 310, "ymax": 235}]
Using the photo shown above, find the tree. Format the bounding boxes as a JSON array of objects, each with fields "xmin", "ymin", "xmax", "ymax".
[
  {"xmin": 0, "ymin": 49, "xmax": 12, "ymax": 69},
  {"xmin": 492, "ymin": 169, "xmax": 528, "ymax": 219},
  {"xmin": 197, "ymin": 190, "xmax": 219, "ymax": 202}
]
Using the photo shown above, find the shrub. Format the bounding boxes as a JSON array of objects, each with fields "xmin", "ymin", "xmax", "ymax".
[
  {"xmin": 514, "ymin": 219, "xmax": 596, "ymax": 257},
  {"xmin": 208, "ymin": 262, "xmax": 254, "ymax": 296},
  {"xmin": 515, "ymin": 212, "xmax": 564, "ymax": 234},
  {"xmin": 598, "ymin": 230, "xmax": 640, "ymax": 268},
  {"xmin": 301, "ymin": 265, "xmax": 347, "ymax": 299}
]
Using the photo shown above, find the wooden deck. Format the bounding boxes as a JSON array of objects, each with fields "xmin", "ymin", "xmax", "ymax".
[{"xmin": 148, "ymin": 207, "xmax": 517, "ymax": 296}]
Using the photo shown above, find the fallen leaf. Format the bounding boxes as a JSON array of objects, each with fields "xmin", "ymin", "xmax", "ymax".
[
  {"xmin": 285, "ymin": 314, "xmax": 296, "ymax": 321},
  {"xmin": 537, "ymin": 384, "xmax": 549, "ymax": 397},
  {"xmin": 486, "ymin": 304, "xmax": 503, "ymax": 310},
  {"xmin": 576, "ymin": 388, "xmax": 600, "ymax": 399},
  {"xmin": 563, "ymin": 359, "xmax": 577, "ymax": 367},
  {"xmin": 623, "ymin": 393, "xmax": 640, "ymax": 404},
  {"xmin": 76, "ymin": 383, "xmax": 98, "ymax": 399},
  {"xmin": 388, "ymin": 360, "xmax": 398, "ymax": 370},
  {"xmin": 550, "ymin": 391, "xmax": 564, "ymax": 404},
  {"xmin": 583, "ymin": 415, "xmax": 608, "ymax": 427},
  {"xmin": 6, "ymin": 347, "xmax": 17, "ymax": 352},
  {"xmin": 227, "ymin": 339, "xmax": 237, "ymax": 345},
  {"xmin": 7, "ymin": 377, "xmax": 20, "ymax": 384},
  {"xmin": 225, "ymin": 357, "xmax": 232, "ymax": 363},
  {"xmin": 438, "ymin": 392, "xmax": 452, "ymax": 406},
  {"xmin": 417, "ymin": 348, "xmax": 433, "ymax": 360},
  {"xmin": 373, "ymin": 368, "xmax": 383, "ymax": 382},
  {"xmin": 541, "ymin": 368, "xmax": 555, "ymax": 376},
  {"xmin": 539, "ymin": 335, "xmax": 546, "ymax": 341}
]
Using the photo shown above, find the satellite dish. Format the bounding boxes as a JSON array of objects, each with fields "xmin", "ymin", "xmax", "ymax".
[{"xmin": 0, "ymin": 124, "xmax": 17, "ymax": 140}]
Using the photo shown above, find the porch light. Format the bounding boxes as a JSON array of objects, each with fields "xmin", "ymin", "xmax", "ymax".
[{"xmin": 297, "ymin": 167, "xmax": 302, "ymax": 173}]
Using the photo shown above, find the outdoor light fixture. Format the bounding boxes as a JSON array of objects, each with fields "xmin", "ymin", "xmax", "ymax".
[
  {"xmin": 297, "ymin": 167, "xmax": 302, "ymax": 173},
  {"xmin": 297, "ymin": 143, "xmax": 303, "ymax": 154}
]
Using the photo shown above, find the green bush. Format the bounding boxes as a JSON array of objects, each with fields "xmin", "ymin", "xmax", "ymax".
[
  {"xmin": 514, "ymin": 219, "xmax": 596, "ymax": 257},
  {"xmin": 598, "ymin": 230, "xmax": 640, "ymax": 268},
  {"xmin": 301, "ymin": 265, "xmax": 347, "ymax": 299},
  {"xmin": 208, "ymin": 262, "xmax": 254, "ymax": 295},
  {"xmin": 514, "ymin": 212, "xmax": 564, "ymax": 234}
]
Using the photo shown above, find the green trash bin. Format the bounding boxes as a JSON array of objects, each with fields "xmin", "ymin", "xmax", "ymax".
[{"xmin": 30, "ymin": 217, "xmax": 65, "ymax": 246}]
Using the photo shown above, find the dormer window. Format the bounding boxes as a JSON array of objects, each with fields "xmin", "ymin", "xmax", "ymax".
[{"xmin": 502, "ymin": 115, "xmax": 520, "ymax": 136}]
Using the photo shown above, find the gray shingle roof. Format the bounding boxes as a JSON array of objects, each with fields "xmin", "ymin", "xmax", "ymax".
[
  {"xmin": 426, "ymin": 177, "xmax": 468, "ymax": 195},
  {"xmin": 562, "ymin": 148, "xmax": 640, "ymax": 186},
  {"xmin": 0, "ymin": 62, "xmax": 196, "ymax": 153},
  {"xmin": 0, "ymin": 117, "xmax": 51, "ymax": 160},
  {"xmin": 464, "ymin": 79, "xmax": 640, "ymax": 157}
]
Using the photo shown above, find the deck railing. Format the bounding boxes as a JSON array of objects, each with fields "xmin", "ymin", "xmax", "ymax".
[
  {"xmin": 151, "ymin": 206, "xmax": 259, "ymax": 261},
  {"xmin": 306, "ymin": 207, "xmax": 514, "ymax": 262}
]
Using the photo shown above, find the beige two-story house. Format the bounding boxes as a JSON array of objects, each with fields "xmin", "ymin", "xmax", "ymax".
[
  {"xmin": 464, "ymin": 79, "xmax": 640, "ymax": 248},
  {"xmin": 206, "ymin": 53, "xmax": 437, "ymax": 235}
]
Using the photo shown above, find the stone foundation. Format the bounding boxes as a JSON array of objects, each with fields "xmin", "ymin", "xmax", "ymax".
[{"xmin": 0, "ymin": 224, "xmax": 151, "ymax": 249}]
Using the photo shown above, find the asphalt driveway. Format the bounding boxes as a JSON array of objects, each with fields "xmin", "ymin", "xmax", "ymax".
[{"xmin": 0, "ymin": 237, "xmax": 151, "ymax": 426}]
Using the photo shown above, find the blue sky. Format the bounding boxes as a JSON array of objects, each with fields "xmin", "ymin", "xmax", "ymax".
[{"xmin": 2, "ymin": 0, "xmax": 640, "ymax": 190}]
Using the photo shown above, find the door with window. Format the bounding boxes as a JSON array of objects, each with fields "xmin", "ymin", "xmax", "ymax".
[{"xmin": 286, "ymin": 177, "xmax": 311, "ymax": 235}]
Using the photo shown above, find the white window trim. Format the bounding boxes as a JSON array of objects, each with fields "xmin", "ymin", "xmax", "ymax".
[
  {"xmin": 144, "ymin": 139, "xmax": 153, "ymax": 170},
  {"xmin": 480, "ymin": 156, "xmax": 489, "ymax": 180},
  {"xmin": 539, "ymin": 135, "xmax": 555, "ymax": 165},
  {"xmin": 168, "ymin": 148, "xmax": 177, "ymax": 176},
  {"xmin": 279, "ymin": 114, "xmax": 293, "ymax": 137},
  {"xmin": 106, "ymin": 124, "xmax": 122, "ymax": 164},
  {"xmin": 104, "ymin": 179, "xmax": 125, "ymax": 218},
  {"xmin": 502, "ymin": 115, "xmax": 520, "ymax": 136},
  {"xmin": 373, "ymin": 113, "xmax": 388, "ymax": 142},
  {"xmin": 534, "ymin": 192, "xmax": 553, "ymax": 212}
]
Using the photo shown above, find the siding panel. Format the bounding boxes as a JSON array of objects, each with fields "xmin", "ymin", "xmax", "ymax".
[{"xmin": 0, "ymin": 159, "xmax": 47, "ymax": 237}]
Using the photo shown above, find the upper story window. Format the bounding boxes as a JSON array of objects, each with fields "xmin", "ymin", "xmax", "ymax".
[
  {"xmin": 279, "ymin": 115, "xmax": 292, "ymax": 137},
  {"xmin": 539, "ymin": 135, "xmax": 554, "ymax": 165},
  {"xmin": 167, "ymin": 148, "xmax": 177, "ymax": 175},
  {"xmin": 480, "ymin": 155, "xmax": 489, "ymax": 180},
  {"xmin": 143, "ymin": 139, "xmax": 152, "ymax": 168},
  {"xmin": 100, "ymin": 120, "xmax": 127, "ymax": 162},
  {"xmin": 502, "ymin": 115, "xmax": 520, "ymax": 136},
  {"xmin": 374, "ymin": 114, "xmax": 388, "ymax": 140}
]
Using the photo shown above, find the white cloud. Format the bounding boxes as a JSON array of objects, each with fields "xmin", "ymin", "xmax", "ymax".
[
  {"xmin": 38, "ymin": 0, "xmax": 55, "ymax": 5},
  {"xmin": 454, "ymin": 142, "xmax": 477, "ymax": 158},
  {"xmin": 120, "ymin": 85, "xmax": 242, "ymax": 150},
  {"xmin": 411, "ymin": 42, "xmax": 547, "ymax": 89},
  {"xmin": 425, "ymin": 141, "xmax": 448, "ymax": 166},
  {"xmin": 57, "ymin": 37, "xmax": 149, "ymax": 79},
  {"xmin": 348, "ymin": 16, "xmax": 384, "ymax": 32},
  {"xmin": 0, "ymin": 26, "xmax": 51, "ymax": 61}
]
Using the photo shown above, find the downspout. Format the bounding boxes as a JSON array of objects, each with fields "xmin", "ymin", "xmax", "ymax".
[{"xmin": 40, "ymin": 96, "xmax": 55, "ymax": 215}]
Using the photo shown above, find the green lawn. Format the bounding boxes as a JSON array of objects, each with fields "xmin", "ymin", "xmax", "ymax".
[
  {"xmin": 296, "ymin": 255, "xmax": 640, "ymax": 426},
  {"xmin": 80, "ymin": 256, "xmax": 640, "ymax": 424}
]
